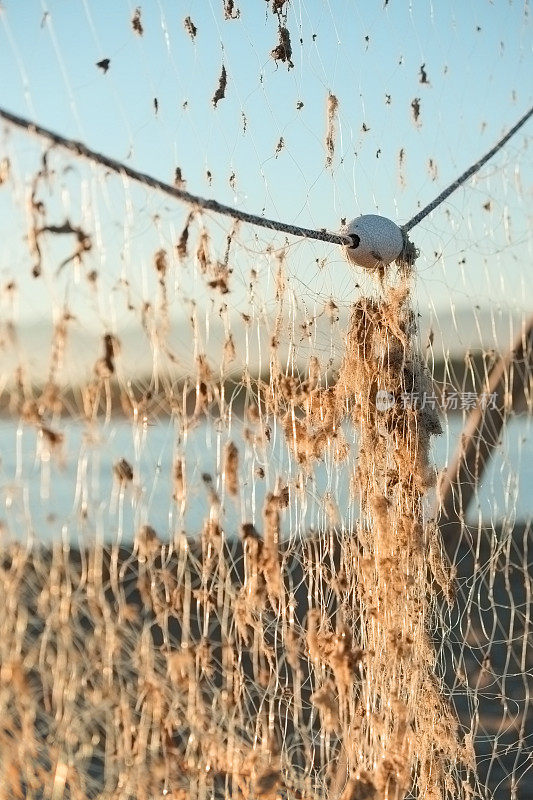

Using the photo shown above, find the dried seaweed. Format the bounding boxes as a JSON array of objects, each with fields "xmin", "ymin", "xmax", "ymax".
[
  {"xmin": 184, "ymin": 15, "xmax": 197, "ymax": 39},
  {"xmin": 411, "ymin": 97, "xmax": 421, "ymax": 125},
  {"xmin": 174, "ymin": 166, "xmax": 186, "ymax": 188},
  {"xmin": 131, "ymin": 6, "xmax": 143, "ymax": 35},
  {"xmin": 176, "ymin": 212, "xmax": 193, "ymax": 259},
  {"xmin": 223, "ymin": 0, "xmax": 240, "ymax": 20},
  {"xmin": 36, "ymin": 220, "xmax": 92, "ymax": 273},
  {"xmin": 113, "ymin": 457, "xmax": 134, "ymax": 483},
  {"xmin": 212, "ymin": 64, "xmax": 228, "ymax": 107},
  {"xmin": 96, "ymin": 58, "xmax": 110, "ymax": 73},
  {"xmin": 0, "ymin": 157, "xmax": 10, "ymax": 184},
  {"xmin": 326, "ymin": 92, "xmax": 339, "ymax": 167},
  {"xmin": 271, "ymin": 26, "xmax": 293, "ymax": 68},
  {"xmin": 222, "ymin": 442, "xmax": 238, "ymax": 497}
]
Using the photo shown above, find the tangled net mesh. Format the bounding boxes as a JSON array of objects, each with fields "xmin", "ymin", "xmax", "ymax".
[{"xmin": 0, "ymin": 3, "xmax": 531, "ymax": 799}]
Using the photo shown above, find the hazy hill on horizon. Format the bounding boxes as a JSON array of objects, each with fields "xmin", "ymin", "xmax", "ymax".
[{"xmin": 2, "ymin": 303, "xmax": 529, "ymax": 389}]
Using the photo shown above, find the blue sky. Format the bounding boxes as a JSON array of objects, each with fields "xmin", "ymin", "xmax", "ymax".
[{"xmin": 0, "ymin": 0, "xmax": 531, "ymax": 335}]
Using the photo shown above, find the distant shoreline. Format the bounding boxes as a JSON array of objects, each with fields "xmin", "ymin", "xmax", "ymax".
[{"xmin": 0, "ymin": 353, "xmax": 505, "ymax": 420}]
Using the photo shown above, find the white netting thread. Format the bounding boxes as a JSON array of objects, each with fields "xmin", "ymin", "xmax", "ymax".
[{"xmin": 0, "ymin": 3, "xmax": 531, "ymax": 799}]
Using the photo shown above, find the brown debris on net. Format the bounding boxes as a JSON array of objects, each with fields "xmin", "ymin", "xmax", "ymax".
[
  {"xmin": 212, "ymin": 64, "xmax": 228, "ymax": 107},
  {"xmin": 271, "ymin": 26, "xmax": 293, "ymax": 68},
  {"xmin": 184, "ymin": 15, "xmax": 197, "ymax": 40},
  {"xmin": 262, "ymin": 261, "xmax": 466, "ymax": 798},
  {"xmin": 224, "ymin": 441, "xmax": 239, "ymax": 496},
  {"xmin": 325, "ymin": 92, "xmax": 339, "ymax": 167},
  {"xmin": 131, "ymin": 6, "xmax": 143, "ymax": 36},
  {"xmin": 0, "ymin": 145, "xmax": 470, "ymax": 800},
  {"xmin": 326, "ymin": 270, "xmax": 464, "ymax": 800}
]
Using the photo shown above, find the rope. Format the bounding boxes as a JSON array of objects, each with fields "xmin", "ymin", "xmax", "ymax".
[
  {"xmin": 1, "ymin": 104, "xmax": 531, "ymax": 245},
  {"xmin": 403, "ymin": 105, "xmax": 533, "ymax": 231},
  {"xmin": 0, "ymin": 107, "xmax": 352, "ymax": 246}
]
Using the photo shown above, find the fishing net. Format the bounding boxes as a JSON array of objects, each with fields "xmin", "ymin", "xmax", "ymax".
[{"xmin": 0, "ymin": 2, "xmax": 531, "ymax": 799}]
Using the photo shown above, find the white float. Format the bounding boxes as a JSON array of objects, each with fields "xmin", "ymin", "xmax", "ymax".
[{"xmin": 342, "ymin": 214, "xmax": 404, "ymax": 270}]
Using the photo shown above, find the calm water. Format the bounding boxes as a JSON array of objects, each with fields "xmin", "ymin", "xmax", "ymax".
[{"xmin": 0, "ymin": 414, "xmax": 531, "ymax": 545}]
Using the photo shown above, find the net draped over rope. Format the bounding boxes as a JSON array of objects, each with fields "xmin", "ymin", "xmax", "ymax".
[{"xmin": 0, "ymin": 4, "xmax": 531, "ymax": 800}]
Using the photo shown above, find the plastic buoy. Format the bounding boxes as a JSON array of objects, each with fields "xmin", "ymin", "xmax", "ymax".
[{"xmin": 342, "ymin": 214, "xmax": 404, "ymax": 270}]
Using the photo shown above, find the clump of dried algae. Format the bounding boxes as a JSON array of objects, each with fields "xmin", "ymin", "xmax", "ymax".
[{"xmin": 277, "ymin": 255, "xmax": 467, "ymax": 799}]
